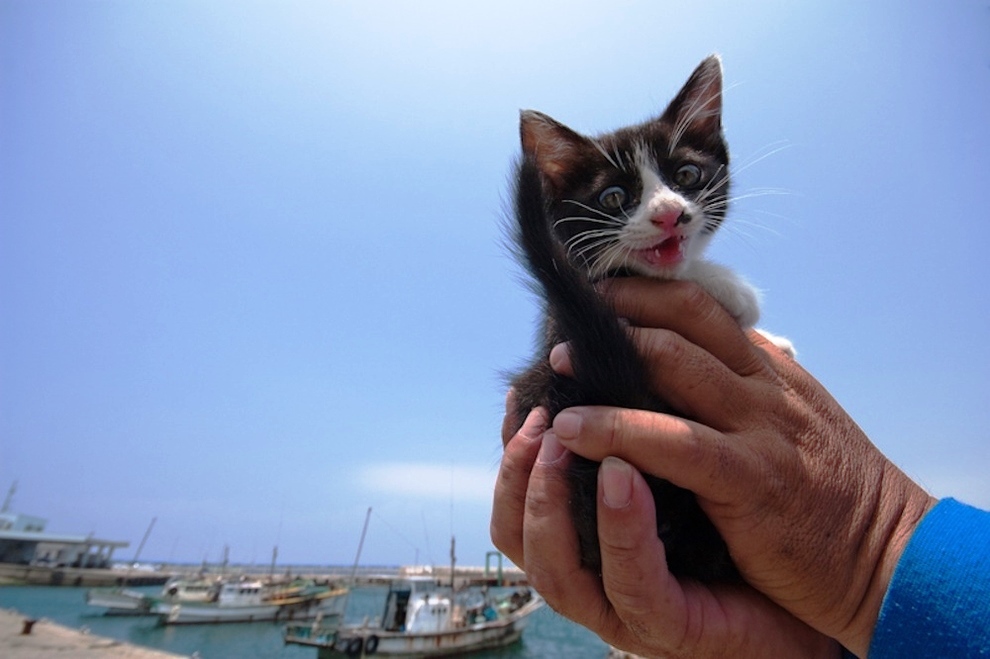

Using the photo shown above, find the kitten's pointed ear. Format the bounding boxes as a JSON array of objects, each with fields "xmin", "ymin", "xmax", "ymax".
[
  {"xmin": 519, "ymin": 110, "xmax": 587, "ymax": 190},
  {"xmin": 665, "ymin": 55, "xmax": 724, "ymax": 136}
]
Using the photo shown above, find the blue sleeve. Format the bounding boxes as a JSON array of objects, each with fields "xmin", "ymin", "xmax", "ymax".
[{"xmin": 868, "ymin": 498, "xmax": 990, "ymax": 658}]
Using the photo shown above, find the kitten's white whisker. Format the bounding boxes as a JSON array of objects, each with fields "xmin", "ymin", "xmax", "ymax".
[
  {"xmin": 554, "ymin": 215, "xmax": 623, "ymax": 230},
  {"xmin": 614, "ymin": 145, "xmax": 626, "ymax": 170},
  {"xmin": 694, "ymin": 165, "xmax": 729, "ymax": 206},
  {"xmin": 589, "ymin": 243, "xmax": 629, "ymax": 279},
  {"xmin": 591, "ymin": 140, "xmax": 621, "ymax": 170},
  {"xmin": 729, "ymin": 141, "xmax": 792, "ymax": 178},
  {"xmin": 562, "ymin": 199, "xmax": 627, "ymax": 224},
  {"xmin": 570, "ymin": 238, "xmax": 623, "ymax": 271},
  {"xmin": 719, "ymin": 189, "xmax": 790, "ymax": 205},
  {"xmin": 668, "ymin": 87, "xmax": 725, "ymax": 156},
  {"xmin": 566, "ymin": 231, "xmax": 622, "ymax": 257}
]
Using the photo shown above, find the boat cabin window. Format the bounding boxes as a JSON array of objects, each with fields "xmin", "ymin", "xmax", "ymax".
[{"xmin": 382, "ymin": 588, "xmax": 411, "ymax": 632}]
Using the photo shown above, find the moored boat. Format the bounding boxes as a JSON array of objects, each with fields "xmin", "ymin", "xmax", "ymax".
[
  {"xmin": 283, "ymin": 576, "xmax": 544, "ymax": 657},
  {"xmin": 157, "ymin": 578, "xmax": 348, "ymax": 625},
  {"xmin": 86, "ymin": 575, "xmax": 222, "ymax": 616},
  {"xmin": 85, "ymin": 587, "xmax": 158, "ymax": 615}
]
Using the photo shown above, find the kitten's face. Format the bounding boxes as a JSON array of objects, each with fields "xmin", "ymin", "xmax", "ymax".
[{"xmin": 520, "ymin": 56, "xmax": 729, "ymax": 279}]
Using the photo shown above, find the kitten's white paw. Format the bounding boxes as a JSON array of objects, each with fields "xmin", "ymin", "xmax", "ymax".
[
  {"xmin": 755, "ymin": 329, "xmax": 797, "ymax": 358},
  {"xmin": 685, "ymin": 261, "xmax": 761, "ymax": 329},
  {"xmin": 716, "ymin": 282, "xmax": 761, "ymax": 329}
]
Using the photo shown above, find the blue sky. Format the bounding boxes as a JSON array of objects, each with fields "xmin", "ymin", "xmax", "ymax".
[{"xmin": 2, "ymin": 1, "xmax": 988, "ymax": 568}]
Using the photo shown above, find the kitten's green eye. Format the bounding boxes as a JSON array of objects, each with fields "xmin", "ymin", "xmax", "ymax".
[
  {"xmin": 674, "ymin": 164, "xmax": 703, "ymax": 188},
  {"xmin": 598, "ymin": 186, "xmax": 628, "ymax": 211}
]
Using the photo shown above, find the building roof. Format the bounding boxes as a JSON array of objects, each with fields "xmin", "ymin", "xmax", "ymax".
[{"xmin": 0, "ymin": 529, "xmax": 128, "ymax": 547}]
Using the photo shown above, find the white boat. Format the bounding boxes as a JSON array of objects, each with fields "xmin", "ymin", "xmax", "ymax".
[
  {"xmin": 157, "ymin": 578, "xmax": 348, "ymax": 625},
  {"xmin": 85, "ymin": 587, "xmax": 160, "ymax": 615},
  {"xmin": 86, "ymin": 576, "xmax": 221, "ymax": 616},
  {"xmin": 283, "ymin": 577, "xmax": 544, "ymax": 657}
]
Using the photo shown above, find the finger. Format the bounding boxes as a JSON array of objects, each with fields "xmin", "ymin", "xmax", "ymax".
[
  {"xmin": 552, "ymin": 330, "xmax": 764, "ymax": 432},
  {"xmin": 553, "ymin": 406, "xmax": 752, "ymax": 507},
  {"xmin": 603, "ymin": 278, "xmax": 767, "ymax": 378},
  {"xmin": 520, "ymin": 429, "xmax": 616, "ymax": 632},
  {"xmin": 501, "ymin": 388, "xmax": 523, "ymax": 447},
  {"xmin": 490, "ymin": 407, "xmax": 548, "ymax": 566},
  {"xmin": 548, "ymin": 342, "xmax": 574, "ymax": 378},
  {"xmin": 628, "ymin": 326, "xmax": 763, "ymax": 430},
  {"xmin": 595, "ymin": 457, "xmax": 686, "ymax": 654}
]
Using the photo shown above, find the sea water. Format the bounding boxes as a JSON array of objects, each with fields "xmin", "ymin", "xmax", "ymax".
[{"xmin": 0, "ymin": 585, "xmax": 610, "ymax": 659}]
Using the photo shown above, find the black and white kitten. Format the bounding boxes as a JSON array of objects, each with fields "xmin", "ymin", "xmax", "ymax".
[{"xmin": 509, "ymin": 55, "xmax": 786, "ymax": 582}]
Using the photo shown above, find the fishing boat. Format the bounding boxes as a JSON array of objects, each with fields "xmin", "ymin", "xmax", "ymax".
[
  {"xmin": 283, "ymin": 576, "xmax": 544, "ymax": 657},
  {"xmin": 86, "ymin": 575, "xmax": 222, "ymax": 615},
  {"xmin": 156, "ymin": 577, "xmax": 348, "ymax": 625}
]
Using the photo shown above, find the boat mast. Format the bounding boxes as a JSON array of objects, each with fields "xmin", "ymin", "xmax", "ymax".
[
  {"xmin": 338, "ymin": 507, "xmax": 372, "ymax": 617},
  {"xmin": 1, "ymin": 481, "xmax": 15, "ymax": 513},
  {"xmin": 121, "ymin": 516, "xmax": 157, "ymax": 586},
  {"xmin": 350, "ymin": 507, "xmax": 371, "ymax": 583},
  {"xmin": 132, "ymin": 516, "xmax": 157, "ymax": 566},
  {"xmin": 449, "ymin": 536, "xmax": 456, "ymax": 589}
]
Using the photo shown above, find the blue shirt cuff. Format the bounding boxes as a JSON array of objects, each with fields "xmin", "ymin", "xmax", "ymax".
[{"xmin": 868, "ymin": 498, "xmax": 990, "ymax": 658}]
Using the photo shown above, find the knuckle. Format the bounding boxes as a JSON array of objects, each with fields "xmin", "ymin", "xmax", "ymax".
[
  {"xmin": 523, "ymin": 464, "xmax": 569, "ymax": 520},
  {"xmin": 634, "ymin": 327, "xmax": 683, "ymax": 364},
  {"xmin": 489, "ymin": 519, "xmax": 512, "ymax": 556},
  {"xmin": 603, "ymin": 409, "xmax": 626, "ymax": 453},
  {"xmin": 523, "ymin": 562, "xmax": 563, "ymax": 606},
  {"xmin": 676, "ymin": 278, "xmax": 713, "ymax": 316}
]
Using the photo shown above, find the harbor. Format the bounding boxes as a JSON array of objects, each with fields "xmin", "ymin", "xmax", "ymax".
[
  {"xmin": 0, "ymin": 494, "xmax": 604, "ymax": 657},
  {"xmin": 0, "ymin": 579, "xmax": 611, "ymax": 658}
]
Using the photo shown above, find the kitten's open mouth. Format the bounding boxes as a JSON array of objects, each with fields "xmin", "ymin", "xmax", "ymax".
[{"xmin": 639, "ymin": 236, "xmax": 685, "ymax": 268}]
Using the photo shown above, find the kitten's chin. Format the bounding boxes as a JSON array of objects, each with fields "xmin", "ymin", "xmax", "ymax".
[{"xmin": 625, "ymin": 260, "xmax": 686, "ymax": 280}]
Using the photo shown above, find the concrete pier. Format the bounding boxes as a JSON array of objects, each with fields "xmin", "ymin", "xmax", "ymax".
[
  {"xmin": 0, "ymin": 608, "xmax": 187, "ymax": 658},
  {"xmin": 0, "ymin": 563, "xmax": 171, "ymax": 587}
]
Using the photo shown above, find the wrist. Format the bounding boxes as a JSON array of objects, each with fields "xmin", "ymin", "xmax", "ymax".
[{"xmin": 835, "ymin": 464, "xmax": 936, "ymax": 656}]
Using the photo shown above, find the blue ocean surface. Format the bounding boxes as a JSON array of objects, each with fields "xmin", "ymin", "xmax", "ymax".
[{"xmin": 0, "ymin": 585, "xmax": 610, "ymax": 659}]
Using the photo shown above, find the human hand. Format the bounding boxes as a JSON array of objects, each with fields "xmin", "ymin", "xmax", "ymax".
[
  {"xmin": 491, "ymin": 399, "xmax": 841, "ymax": 658},
  {"xmin": 539, "ymin": 278, "xmax": 936, "ymax": 656}
]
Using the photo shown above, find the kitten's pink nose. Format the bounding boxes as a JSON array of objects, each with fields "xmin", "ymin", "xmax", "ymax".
[{"xmin": 651, "ymin": 209, "xmax": 689, "ymax": 229}]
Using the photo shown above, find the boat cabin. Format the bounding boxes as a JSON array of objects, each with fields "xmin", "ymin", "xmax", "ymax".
[
  {"xmin": 217, "ymin": 580, "xmax": 267, "ymax": 606},
  {"xmin": 381, "ymin": 577, "xmax": 455, "ymax": 633}
]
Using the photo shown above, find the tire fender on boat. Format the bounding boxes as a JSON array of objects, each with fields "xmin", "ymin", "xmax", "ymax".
[
  {"xmin": 345, "ymin": 636, "xmax": 364, "ymax": 658},
  {"xmin": 365, "ymin": 635, "xmax": 379, "ymax": 655}
]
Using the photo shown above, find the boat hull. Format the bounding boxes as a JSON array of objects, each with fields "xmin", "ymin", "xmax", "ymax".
[
  {"xmin": 331, "ymin": 622, "xmax": 525, "ymax": 658},
  {"xmin": 287, "ymin": 594, "xmax": 544, "ymax": 658},
  {"xmin": 85, "ymin": 588, "xmax": 154, "ymax": 615},
  {"xmin": 157, "ymin": 589, "xmax": 346, "ymax": 625}
]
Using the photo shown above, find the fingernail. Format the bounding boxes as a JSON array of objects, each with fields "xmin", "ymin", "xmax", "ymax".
[
  {"xmin": 518, "ymin": 407, "xmax": 548, "ymax": 440},
  {"xmin": 601, "ymin": 457, "xmax": 633, "ymax": 509},
  {"xmin": 537, "ymin": 431, "xmax": 567, "ymax": 465},
  {"xmin": 553, "ymin": 409, "xmax": 582, "ymax": 440}
]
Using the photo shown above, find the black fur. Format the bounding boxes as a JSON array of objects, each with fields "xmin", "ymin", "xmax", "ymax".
[{"xmin": 508, "ymin": 56, "xmax": 738, "ymax": 582}]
